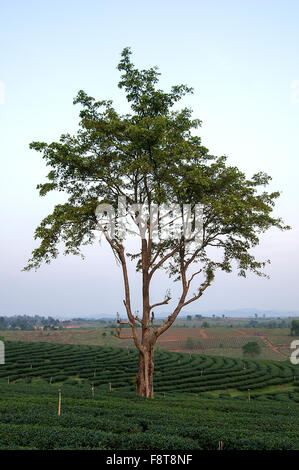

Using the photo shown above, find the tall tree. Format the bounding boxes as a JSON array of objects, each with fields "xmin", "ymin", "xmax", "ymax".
[{"xmin": 24, "ymin": 48, "xmax": 289, "ymax": 398}]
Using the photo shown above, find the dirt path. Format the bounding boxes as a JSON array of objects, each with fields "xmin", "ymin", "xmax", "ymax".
[
  {"xmin": 260, "ymin": 335, "xmax": 287, "ymax": 358},
  {"xmin": 199, "ymin": 329, "xmax": 209, "ymax": 339}
]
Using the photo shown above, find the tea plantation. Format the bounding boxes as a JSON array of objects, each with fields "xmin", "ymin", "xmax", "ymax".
[{"xmin": 0, "ymin": 341, "xmax": 298, "ymax": 450}]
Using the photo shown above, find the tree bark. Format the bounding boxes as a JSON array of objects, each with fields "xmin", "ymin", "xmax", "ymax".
[
  {"xmin": 135, "ymin": 239, "xmax": 155, "ymax": 398},
  {"xmin": 136, "ymin": 348, "xmax": 154, "ymax": 398}
]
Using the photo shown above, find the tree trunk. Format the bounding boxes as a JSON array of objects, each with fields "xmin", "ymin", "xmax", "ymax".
[
  {"xmin": 136, "ymin": 348, "xmax": 154, "ymax": 398},
  {"xmin": 135, "ymin": 239, "xmax": 155, "ymax": 398}
]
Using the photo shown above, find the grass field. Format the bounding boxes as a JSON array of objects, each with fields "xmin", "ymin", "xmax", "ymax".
[{"xmin": 0, "ymin": 340, "xmax": 298, "ymax": 450}]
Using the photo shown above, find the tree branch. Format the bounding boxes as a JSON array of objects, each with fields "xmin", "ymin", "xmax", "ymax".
[
  {"xmin": 149, "ymin": 296, "xmax": 171, "ymax": 310},
  {"xmin": 103, "ymin": 232, "xmax": 143, "ymax": 352},
  {"xmin": 182, "ymin": 280, "xmax": 210, "ymax": 306},
  {"xmin": 149, "ymin": 240, "xmax": 186, "ymax": 280},
  {"xmin": 187, "ymin": 269, "xmax": 203, "ymax": 288}
]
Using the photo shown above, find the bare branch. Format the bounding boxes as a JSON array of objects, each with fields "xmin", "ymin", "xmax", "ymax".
[
  {"xmin": 117, "ymin": 320, "xmax": 133, "ymax": 327},
  {"xmin": 187, "ymin": 269, "xmax": 203, "ymax": 288},
  {"xmin": 182, "ymin": 280, "xmax": 210, "ymax": 307},
  {"xmin": 149, "ymin": 296, "xmax": 171, "ymax": 310},
  {"xmin": 102, "ymin": 235, "xmax": 143, "ymax": 353}
]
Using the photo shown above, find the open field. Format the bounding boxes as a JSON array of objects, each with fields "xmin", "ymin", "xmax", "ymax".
[
  {"xmin": 0, "ymin": 341, "xmax": 298, "ymax": 450},
  {"xmin": 1, "ymin": 327, "xmax": 296, "ymax": 361}
]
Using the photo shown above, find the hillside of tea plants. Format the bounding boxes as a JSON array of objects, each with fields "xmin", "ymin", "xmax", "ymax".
[{"xmin": 0, "ymin": 341, "xmax": 298, "ymax": 450}]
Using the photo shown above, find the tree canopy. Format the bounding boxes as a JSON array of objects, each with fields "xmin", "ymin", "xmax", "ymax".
[{"xmin": 25, "ymin": 48, "xmax": 288, "ymax": 278}]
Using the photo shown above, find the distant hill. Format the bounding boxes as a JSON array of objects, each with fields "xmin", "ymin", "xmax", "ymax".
[
  {"xmin": 70, "ymin": 309, "xmax": 299, "ymax": 320},
  {"xmin": 1, "ymin": 309, "xmax": 298, "ymax": 322}
]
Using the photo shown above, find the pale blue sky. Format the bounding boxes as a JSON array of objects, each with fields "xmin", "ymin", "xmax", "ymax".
[{"xmin": 0, "ymin": 0, "xmax": 299, "ymax": 317}]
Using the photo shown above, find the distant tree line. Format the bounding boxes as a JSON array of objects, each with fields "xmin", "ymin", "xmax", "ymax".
[
  {"xmin": 0, "ymin": 315, "xmax": 62, "ymax": 331},
  {"xmin": 248, "ymin": 319, "xmax": 290, "ymax": 329}
]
